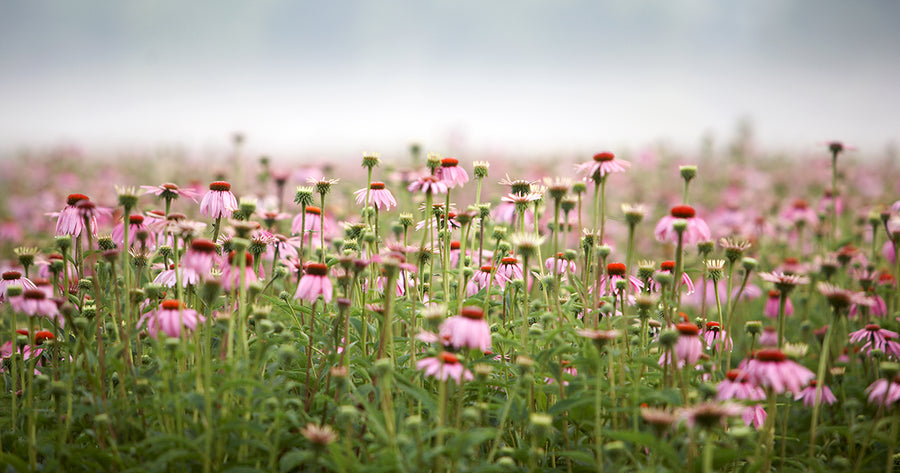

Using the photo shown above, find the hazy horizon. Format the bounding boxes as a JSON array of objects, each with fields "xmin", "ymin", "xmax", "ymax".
[{"xmin": 2, "ymin": 1, "xmax": 899, "ymax": 159}]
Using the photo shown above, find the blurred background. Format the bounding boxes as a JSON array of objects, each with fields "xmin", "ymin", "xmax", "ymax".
[{"xmin": 1, "ymin": 0, "xmax": 899, "ymax": 161}]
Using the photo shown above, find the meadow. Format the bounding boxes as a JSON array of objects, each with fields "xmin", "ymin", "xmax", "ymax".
[{"xmin": 1, "ymin": 138, "xmax": 899, "ymax": 472}]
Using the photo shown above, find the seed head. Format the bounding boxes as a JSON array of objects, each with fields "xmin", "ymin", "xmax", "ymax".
[
  {"xmin": 361, "ymin": 151, "xmax": 381, "ymax": 169},
  {"xmin": 679, "ymin": 165, "xmax": 698, "ymax": 182},
  {"xmin": 473, "ymin": 161, "xmax": 490, "ymax": 178},
  {"xmin": 116, "ymin": 186, "xmax": 140, "ymax": 210},
  {"xmin": 294, "ymin": 186, "xmax": 315, "ymax": 207},
  {"xmin": 622, "ymin": 203, "xmax": 646, "ymax": 226},
  {"xmin": 307, "ymin": 177, "xmax": 339, "ymax": 196}
]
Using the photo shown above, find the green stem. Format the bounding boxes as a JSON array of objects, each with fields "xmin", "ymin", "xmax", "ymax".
[{"xmin": 808, "ymin": 318, "xmax": 834, "ymax": 460}]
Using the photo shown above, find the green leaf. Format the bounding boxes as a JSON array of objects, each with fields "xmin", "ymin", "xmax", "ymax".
[{"xmin": 279, "ymin": 450, "xmax": 312, "ymax": 473}]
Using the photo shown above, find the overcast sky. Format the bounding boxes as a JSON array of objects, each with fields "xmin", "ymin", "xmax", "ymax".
[{"xmin": 1, "ymin": 0, "xmax": 899, "ymax": 159}]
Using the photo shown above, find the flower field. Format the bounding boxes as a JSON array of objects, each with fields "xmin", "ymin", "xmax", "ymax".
[{"xmin": 1, "ymin": 140, "xmax": 899, "ymax": 472}]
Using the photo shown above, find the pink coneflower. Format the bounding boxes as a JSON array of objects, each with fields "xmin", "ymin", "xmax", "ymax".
[
  {"xmin": 758, "ymin": 326, "xmax": 778, "ymax": 347},
  {"xmin": 795, "ymin": 380, "xmax": 837, "ymax": 407},
  {"xmin": 575, "ymin": 151, "xmax": 631, "ymax": 182},
  {"xmin": 763, "ymin": 290, "xmax": 793, "ymax": 319},
  {"xmin": 36, "ymin": 254, "xmax": 76, "ymax": 286},
  {"xmin": 440, "ymin": 306, "xmax": 491, "ymax": 351},
  {"xmin": 780, "ymin": 199, "xmax": 818, "ymax": 227},
  {"xmin": 716, "ymin": 369, "xmax": 767, "ymax": 429},
  {"xmin": 500, "ymin": 192, "xmax": 542, "ymax": 208},
  {"xmin": 294, "ymin": 263, "xmax": 333, "ymax": 303},
  {"xmin": 717, "ymin": 369, "xmax": 766, "ymax": 401},
  {"xmin": 849, "ymin": 291, "xmax": 887, "ymax": 318},
  {"xmin": 220, "ymin": 251, "xmax": 259, "ymax": 291},
  {"xmin": 181, "ymin": 239, "xmax": 221, "ymax": 276},
  {"xmin": 760, "ymin": 272, "xmax": 810, "ymax": 293},
  {"xmin": 10, "ymin": 289, "xmax": 63, "ymax": 327},
  {"xmin": 353, "ymin": 182, "xmax": 398, "ymax": 211},
  {"xmin": 153, "ymin": 263, "xmax": 200, "ymax": 287},
  {"xmin": 817, "ymin": 189, "xmax": 843, "ymax": 216},
  {"xmin": 545, "ymin": 361, "xmax": 578, "ymax": 386},
  {"xmin": 199, "ymin": 181, "xmax": 239, "ymax": 219},
  {"xmin": 291, "ymin": 206, "xmax": 334, "ymax": 245},
  {"xmin": 679, "ymin": 401, "xmax": 743, "ymax": 430},
  {"xmin": 407, "ymin": 175, "xmax": 448, "ymax": 195},
  {"xmin": 817, "ymin": 282, "xmax": 866, "ymax": 313},
  {"xmin": 141, "ymin": 182, "xmax": 201, "ymax": 202},
  {"xmin": 866, "ymin": 374, "xmax": 900, "ymax": 407},
  {"xmin": 654, "ymin": 205, "xmax": 711, "ymax": 246},
  {"xmin": 0, "ymin": 270, "xmax": 37, "ymax": 303},
  {"xmin": 112, "ymin": 215, "xmax": 157, "ymax": 249},
  {"xmin": 53, "ymin": 193, "xmax": 92, "ymax": 237},
  {"xmin": 651, "ymin": 261, "xmax": 695, "ymax": 294},
  {"xmin": 659, "ymin": 323, "xmax": 703, "ymax": 368},
  {"xmin": 703, "ymin": 321, "xmax": 733, "ymax": 352},
  {"xmin": 263, "ymin": 233, "xmax": 300, "ymax": 263},
  {"xmin": 598, "ymin": 262, "xmax": 643, "ymax": 296},
  {"xmin": 491, "ymin": 201, "xmax": 535, "ymax": 227},
  {"xmin": 416, "ymin": 352, "xmax": 474, "ymax": 384},
  {"xmin": 437, "ymin": 157, "xmax": 469, "ymax": 188},
  {"xmin": 742, "ymin": 349, "xmax": 814, "ymax": 395},
  {"xmin": 138, "ymin": 299, "xmax": 204, "ymax": 339},
  {"xmin": 259, "ymin": 210, "xmax": 292, "ymax": 230},
  {"xmin": 848, "ymin": 324, "xmax": 899, "ymax": 354},
  {"xmin": 467, "ymin": 265, "xmax": 494, "ymax": 296},
  {"xmin": 544, "ymin": 253, "xmax": 577, "ymax": 277},
  {"xmin": 495, "ymin": 256, "xmax": 524, "ymax": 288}
]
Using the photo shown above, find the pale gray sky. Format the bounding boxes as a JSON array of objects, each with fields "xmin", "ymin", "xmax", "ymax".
[{"xmin": 1, "ymin": 0, "xmax": 899, "ymax": 158}]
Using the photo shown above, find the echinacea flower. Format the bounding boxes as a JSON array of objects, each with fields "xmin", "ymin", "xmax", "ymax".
[
  {"xmin": 795, "ymin": 380, "xmax": 837, "ymax": 407},
  {"xmin": 112, "ymin": 214, "xmax": 157, "ymax": 249},
  {"xmin": 816, "ymin": 282, "xmax": 866, "ymax": 313},
  {"xmin": 0, "ymin": 270, "xmax": 37, "ymax": 303},
  {"xmin": 353, "ymin": 182, "xmax": 398, "ymax": 211},
  {"xmin": 715, "ymin": 368, "xmax": 767, "ymax": 428},
  {"xmin": 763, "ymin": 290, "xmax": 793, "ymax": 319},
  {"xmin": 10, "ymin": 289, "xmax": 63, "ymax": 327},
  {"xmin": 300, "ymin": 423, "xmax": 338, "ymax": 447},
  {"xmin": 138, "ymin": 299, "xmax": 204, "ymax": 339},
  {"xmin": 437, "ymin": 157, "xmax": 469, "ymax": 188},
  {"xmin": 848, "ymin": 324, "xmax": 899, "ymax": 354},
  {"xmin": 658, "ymin": 323, "xmax": 703, "ymax": 368},
  {"xmin": 577, "ymin": 328, "xmax": 621, "ymax": 351},
  {"xmin": 597, "ymin": 262, "xmax": 643, "ymax": 297},
  {"xmin": 220, "ymin": 251, "xmax": 259, "ymax": 291},
  {"xmin": 440, "ymin": 306, "xmax": 491, "ymax": 351},
  {"xmin": 703, "ymin": 321, "xmax": 733, "ymax": 352},
  {"xmin": 52, "ymin": 193, "xmax": 92, "ymax": 237},
  {"xmin": 678, "ymin": 401, "xmax": 743, "ymax": 430},
  {"xmin": 544, "ymin": 253, "xmax": 576, "ymax": 277},
  {"xmin": 141, "ymin": 182, "xmax": 200, "ymax": 202},
  {"xmin": 758, "ymin": 326, "xmax": 778, "ymax": 347},
  {"xmin": 180, "ymin": 238, "xmax": 221, "ymax": 276},
  {"xmin": 575, "ymin": 151, "xmax": 631, "ymax": 182},
  {"xmin": 654, "ymin": 205, "xmax": 711, "ymax": 246},
  {"xmin": 416, "ymin": 352, "xmax": 474, "ymax": 384},
  {"xmin": 651, "ymin": 261, "xmax": 695, "ymax": 294},
  {"xmin": 780, "ymin": 199, "xmax": 818, "ymax": 227},
  {"xmin": 495, "ymin": 256, "xmax": 524, "ymax": 289},
  {"xmin": 294, "ymin": 263, "xmax": 333, "ymax": 303},
  {"xmin": 759, "ymin": 272, "xmax": 810, "ymax": 294},
  {"xmin": 200, "ymin": 181, "xmax": 239, "ymax": 219},
  {"xmin": 545, "ymin": 360, "xmax": 578, "ymax": 386},
  {"xmin": 407, "ymin": 175, "xmax": 448, "ymax": 195},
  {"xmin": 866, "ymin": 374, "xmax": 900, "ymax": 407},
  {"xmin": 467, "ymin": 265, "xmax": 495, "ymax": 296},
  {"xmin": 741, "ymin": 348, "xmax": 814, "ymax": 395}
]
